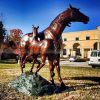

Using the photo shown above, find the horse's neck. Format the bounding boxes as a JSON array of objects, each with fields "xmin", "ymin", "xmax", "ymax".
[
  {"xmin": 49, "ymin": 22, "xmax": 66, "ymax": 36},
  {"xmin": 45, "ymin": 10, "xmax": 71, "ymax": 39}
]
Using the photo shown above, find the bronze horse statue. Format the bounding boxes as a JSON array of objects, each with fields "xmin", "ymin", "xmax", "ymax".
[
  {"xmin": 19, "ymin": 5, "xmax": 89, "ymax": 86},
  {"xmin": 20, "ymin": 25, "xmax": 40, "ymax": 68}
]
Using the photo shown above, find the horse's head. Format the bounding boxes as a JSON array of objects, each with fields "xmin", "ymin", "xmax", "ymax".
[
  {"xmin": 32, "ymin": 25, "xmax": 39, "ymax": 35},
  {"xmin": 68, "ymin": 4, "xmax": 89, "ymax": 24}
]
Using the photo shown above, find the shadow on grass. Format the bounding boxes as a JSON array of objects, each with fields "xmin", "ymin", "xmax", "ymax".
[
  {"xmin": 62, "ymin": 76, "xmax": 100, "ymax": 92},
  {"xmin": 71, "ymin": 76, "xmax": 100, "ymax": 84}
]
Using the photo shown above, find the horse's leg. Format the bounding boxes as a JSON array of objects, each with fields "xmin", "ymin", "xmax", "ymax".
[
  {"xmin": 20, "ymin": 48, "xmax": 27, "ymax": 73},
  {"xmin": 22, "ymin": 50, "xmax": 36, "ymax": 73},
  {"xmin": 48, "ymin": 54, "xmax": 55, "ymax": 84},
  {"xmin": 55, "ymin": 58, "xmax": 62, "ymax": 82},
  {"xmin": 29, "ymin": 59, "xmax": 35, "ymax": 73},
  {"xmin": 54, "ymin": 54, "xmax": 66, "ymax": 88},
  {"xmin": 48, "ymin": 60, "xmax": 55, "ymax": 84},
  {"xmin": 31, "ymin": 56, "xmax": 41, "ymax": 72},
  {"xmin": 29, "ymin": 55, "xmax": 38, "ymax": 72},
  {"xmin": 35, "ymin": 54, "xmax": 46, "ymax": 74},
  {"xmin": 35, "ymin": 59, "xmax": 41, "ymax": 69}
]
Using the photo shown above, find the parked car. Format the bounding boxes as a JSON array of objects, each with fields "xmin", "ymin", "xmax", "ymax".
[
  {"xmin": 88, "ymin": 50, "xmax": 100, "ymax": 68},
  {"xmin": 69, "ymin": 56, "xmax": 76, "ymax": 62},
  {"xmin": 69, "ymin": 56, "xmax": 86, "ymax": 62}
]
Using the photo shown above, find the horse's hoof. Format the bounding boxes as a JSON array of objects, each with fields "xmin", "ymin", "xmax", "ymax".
[
  {"xmin": 33, "ymin": 72, "xmax": 37, "ymax": 78},
  {"xmin": 30, "ymin": 71, "xmax": 33, "ymax": 74},
  {"xmin": 21, "ymin": 70, "xmax": 23, "ymax": 73},
  {"xmin": 50, "ymin": 80, "xmax": 55, "ymax": 85},
  {"xmin": 52, "ymin": 72, "xmax": 55, "ymax": 77},
  {"xmin": 33, "ymin": 74, "xmax": 36, "ymax": 78},
  {"xmin": 29, "ymin": 70, "xmax": 33, "ymax": 73},
  {"xmin": 61, "ymin": 82, "xmax": 66, "ymax": 90},
  {"xmin": 36, "ymin": 65, "xmax": 39, "ymax": 69},
  {"xmin": 22, "ymin": 65, "xmax": 25, "ymax": 68}
]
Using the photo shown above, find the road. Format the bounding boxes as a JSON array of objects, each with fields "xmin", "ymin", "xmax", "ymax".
[
  {"xmin": 45, "ymin": 59, "xmax": 91, "ymax": 67},
  {"xmin": 60, "ymin": 60, "xmax": 91, "ymax": 67}
]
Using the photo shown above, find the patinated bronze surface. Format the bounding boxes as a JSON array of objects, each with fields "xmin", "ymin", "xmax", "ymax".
[{"xmin": 19, "ymin": 5, "xmax": 89, "ymax": 86}]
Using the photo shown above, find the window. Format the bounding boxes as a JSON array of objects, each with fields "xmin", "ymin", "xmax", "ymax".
[
  {"xmin": 64, "ymin": 38, "xmax": 67, "ymax": 41},
  {"xmin": 91, "ymin": 51, "xmax": 97, "ymax": 57},
  {"xmin": 75, "ymin": 37, "xmax": 79, "ymax": 41},
  {"xmin": 98, "ymin": 51, "xmax": 100, "ymax": 57},
  {"xmin": 63, "ymin": 49, "xmax": 66, "ymax": 55},
  {"xmin": 86, "ymin": 36, "xmax": 90, "ymax": 40}
]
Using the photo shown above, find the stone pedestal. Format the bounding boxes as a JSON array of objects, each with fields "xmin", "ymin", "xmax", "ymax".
[{"xmin": 8, "ymin": 72, "xmax": 62, "ymax": 96}]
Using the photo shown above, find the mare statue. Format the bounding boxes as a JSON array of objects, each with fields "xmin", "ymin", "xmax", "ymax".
[{"xmin": 19, "ymin": 5, "xmax": 89, "ymax": 86}]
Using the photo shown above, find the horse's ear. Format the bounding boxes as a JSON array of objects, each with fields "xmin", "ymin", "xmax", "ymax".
[
  {"xmin": 32, "ymin": 25, "xmax": 34, "ymax": 28},
  {"xmin": 69, "ymin": 4, "xmax": 73, "ymax": 9},
  {"xmin": 37, "ymin": 26, "xmax": 39, "ymax": 29}
]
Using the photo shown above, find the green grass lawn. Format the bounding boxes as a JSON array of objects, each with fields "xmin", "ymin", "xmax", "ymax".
[{"xmin": 0, "ymin": 62, "xmax": 100, "ymax": 100}]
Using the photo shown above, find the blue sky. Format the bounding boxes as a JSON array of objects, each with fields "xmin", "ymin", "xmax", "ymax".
[{"xmin": 0, "ymin": 0, "xmax": 100, "ymax": 34}]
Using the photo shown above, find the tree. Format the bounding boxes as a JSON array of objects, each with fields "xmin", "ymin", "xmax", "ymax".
[
  {"xmin": 0, "ymin": 21, "xmax": 6, "ymax": 48},
  {"xmin": 9, "ymin": 29, "xmax": 23, "ymax": 44}
]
